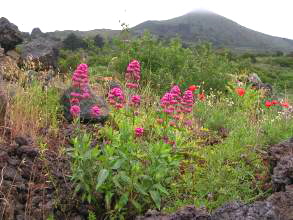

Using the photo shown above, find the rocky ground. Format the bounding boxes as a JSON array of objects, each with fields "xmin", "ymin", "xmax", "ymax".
[
  {"xmin": 0, "ymin": 133, "xmax": 90, "ymax": 220},
  {"xmin": 0, "ymin": 134, "xmax": 292, "ymax": 220}
]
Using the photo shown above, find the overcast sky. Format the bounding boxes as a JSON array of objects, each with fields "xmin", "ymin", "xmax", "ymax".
[{"xmin": 2, "ymin": 0, "xmax": 292, "ymax": 39}]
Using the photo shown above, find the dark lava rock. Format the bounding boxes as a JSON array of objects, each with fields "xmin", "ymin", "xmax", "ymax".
[
  {"xmin": 15, "ymin": 136, "xmax": 29, "ymax": 146},
  {"xmin": 211, "ymin": 201, "xmax": 278, "ymax": 220},
  {"xmin": 0, "ymin": 150, "xmax": 9, "ymax": 163},
  {"xmin": 267, "ymin": 190, "xmax": 293, "ymax": 220},
  {"xmin": 3, "ymin": 166, "xmax": 23, "ymax": 182},
  {"xmin": 269, "ymin": 138, "xmax": 293, "ymax": 169},
  {"xmin": 272, "ymin": 156, "xmax": 293, "ymax": 191},
  {"xmin": 136, "ymin": 206, "xmax": 211, "ymax": 220},
  {"xmin": 269, "ymin": 137, "xmax": 293, "ymax": 191},
  {"xmin": 31, "ymin": 27, "xmax": 47, "ymax": 39},
  {"xmin": 0, "ymin": 17, "xmax": 23, "ymax": 52},
  {"xmin": 17, "ymin": 145, "xmax": 39, "ymax": 158},
  {"xmin": 61, "ymin": 86, "xmax": 109, "ymax": 123},
  {"xmin": 21, "ymin": 36, "xmax": 61, "ymax": 70}
]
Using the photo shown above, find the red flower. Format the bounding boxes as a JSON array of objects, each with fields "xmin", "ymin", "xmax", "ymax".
[
  {"xmin": 188, "ymin": 85, "xmax": 198, "ymax": 91},
  {"xmin": 281, "ymin": 102, "xmax": 289, "ymax": 108},
  {"xmin": 198, "ymin": 93, "xmax": 205, "ymax": 101},
  {"xmin": 265, "ymin": 100, "xmax": 272, "ymax": 108},
  {"xmin": 235, "ymin": 88, "xmax": 246, "ymax": 96},
  {"xmin": 271, "ymin": 100, "xmax": 278, "ymax": 105}
]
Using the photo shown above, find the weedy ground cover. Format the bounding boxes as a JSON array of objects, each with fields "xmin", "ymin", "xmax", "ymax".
[{"xmin": 66, "ymin": 61, "xmax": 293, "ymax": 219}]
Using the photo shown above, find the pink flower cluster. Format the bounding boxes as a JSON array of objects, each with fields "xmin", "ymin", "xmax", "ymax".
[
  {"xmin": 108, "ymin": 87, "xmax": 125, "ymax": 109},
  {"xmin": 135, "ymin": 127, "xmax": 144, "ymax": 137},
  {"xmin": 69, "ymin": 64, "xmax": 100, "ymax": 118},
  {"xmin": 160, "ymin": 85, "xmax": 194, "ymax": 117},
  {"xmin": 90, "ymin": 106, "xmax": 101, "ymax": 117},
  {"xmin": 125, "ymin": 60, "xmax": 141, "ymax": 89},
  {"xmin": 70, "ymin": 64, "xmax": 90, "ymax": 100},
  {"xmin": 130, "ymin": 95, "xmax": 141, "ymax": 106},
  {"xmin": 181, "ymin": 90, "xmax": 194, "ymax": 113}
]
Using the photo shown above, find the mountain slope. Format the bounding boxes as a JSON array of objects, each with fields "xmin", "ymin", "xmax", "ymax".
[
  {"xmin": 47, "ymin": 29, "xmax": 119, "ymax": 40},
  {"xmin": 131, "ymin": 10, "xmax": 293, "ymax": 53}
]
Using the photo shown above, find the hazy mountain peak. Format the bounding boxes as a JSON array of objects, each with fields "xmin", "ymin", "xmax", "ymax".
[{"xmin": 131, "ymin": 12, "xmax": 293, "ymax": 53}]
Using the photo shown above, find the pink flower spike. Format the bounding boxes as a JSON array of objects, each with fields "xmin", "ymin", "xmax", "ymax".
[
  {"xmin": 90, "ymin": 106, "xmax": 100, "ymax": 117},
  {"xmin": 135, "ymin": 127, "xmax": 144, "ymax": 137},
  {"xmin": 70, "ymin": 105, "xmax": 80, "ymax": 118},
  {"xmin": 131, "ymin": 95, "xmax": 141, "ymax": 106}
]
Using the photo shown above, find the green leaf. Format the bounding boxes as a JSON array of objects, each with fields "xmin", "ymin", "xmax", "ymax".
[
  {"xmin": 154, "ymin": 183, "xmax": 169, "ymax": 195},
  {"xmin": 115, "ymin": 193, "xmax": 129, "ymax": 211},
  {"xmin": 134, "ymin": 183, "xmax": 148, "ymax": 195},
  {"xmin": 130, "ymin": 199, "xmax": 142, "ymax": 211},
  {"xmin": 150, "ymin": 190, "xmax": 161, "ymax": 209},
  {"xmin": 112, "ymin": 159, "xmax": 124, "ymax": 170},
  {"xmin": 96, "ymin": 169, "xmax": 109, "ymax": 190},
  {"xmin": 112, "ymin": 175, "xmax": 122, "ymax": 189},
  {"xmin": 105, "ymin": 192, "xmax": 113, "ymax": 211}
]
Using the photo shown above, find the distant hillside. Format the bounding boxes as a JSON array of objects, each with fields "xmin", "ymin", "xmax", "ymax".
[
  {"xmin": 44, "ymin": 10, "xmax": 293, "ymax": 53},
  {"xmin": 46, "ymin": 29, "xmax": 119, "ymax": 40},
  {"xmin": 131, "ymin": 10, "xmax": 293, "ymax": 53}
]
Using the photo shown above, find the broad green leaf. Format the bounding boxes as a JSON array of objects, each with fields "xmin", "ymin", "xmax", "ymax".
[
  {"xmin": 130, "ymin": 199, "xmax": 142, "ymax": 211},
  {"xmin": 134, "ymin": 183, "xmax": 148, "ymax": 195},
  {"xmin": 150, "ymin": 190, "xmax": 161, "ymax": 209},
  {"xmin": 115, "ymin": 193, "xmax": 129, "ymax": 211},
  {"xmin": 96, "ymin": 169, "xmax": 109, "ymax": 190},
  {"xmin": 154, "ymin": 183, "xmax": 169, "ymax": 195},
  {"xmin": 112, "ymin": 175, "xmax": 122, "ymax": 189},
  {"xmin": 112, "ymin": 159, "xmax": 124, "ymax": 170}
]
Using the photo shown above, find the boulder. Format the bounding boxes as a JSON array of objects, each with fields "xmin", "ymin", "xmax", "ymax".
[
  {"xmin": 60, "ymin": 86, "xmax": 109, "ymax": 123},
  {"xmin": 269, "ymin": 138, "xmax": 293, "ymax": 191},
  {"xmin": 211, "ymin": 201, "xmax": 278, "ymax": 220},
  {"xmin": 31, "ymin": 27, "xmax": 47, "ymax": 39},
  {"xmin": 0, "ymin": 17, "xmax": 23, "ymax": 52},
  {"xmin": 136, "ymin": 206, "xmax": 211, "ymax": 220},
  {"xmin": 21, "ymin": 37, "xmax": 61, "ymax": 70},
  {"xmin": 267, "ymin": 190, "xmax": 293, "ymax": 220}
]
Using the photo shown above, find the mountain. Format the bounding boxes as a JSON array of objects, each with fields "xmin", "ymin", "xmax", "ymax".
[
  {"xmin": 45, "ymin": 10, "xmax": 293, "ymax": 53},
  {"xmin": 131, "ymin": 10, "xmax": 293, "ymax": 53}
]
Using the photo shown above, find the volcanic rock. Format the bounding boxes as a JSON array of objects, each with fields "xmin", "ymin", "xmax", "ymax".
[{"xmin": 0, "ymin": 17, "xmax": 23, "ymax": 52}]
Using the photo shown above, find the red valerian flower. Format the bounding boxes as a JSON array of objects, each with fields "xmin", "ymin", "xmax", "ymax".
[
  {"xmin": 135, "ymin": 127, "xmax": 144, "ymax": 137},
  {"xmin": 188, "ymin": 85, "xmax": 198, "ymax": 91},
  {"xmin": 235, "ymin": 88, "xmax": 246, "ymax": 96},
  {"xmin": 272, "ymin": 100, "xmax": 279, "ymax": 105},
  {"xmin": 265, "ymin": 100, "xmax": 272, "ymax": 108},
  {"xmin": 281, "ymin": 102, "xmax": 289, "ymax": 108},
  {"xmin": 70, "ymin": 105, "xmax": 81, "ymax": 117}
]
